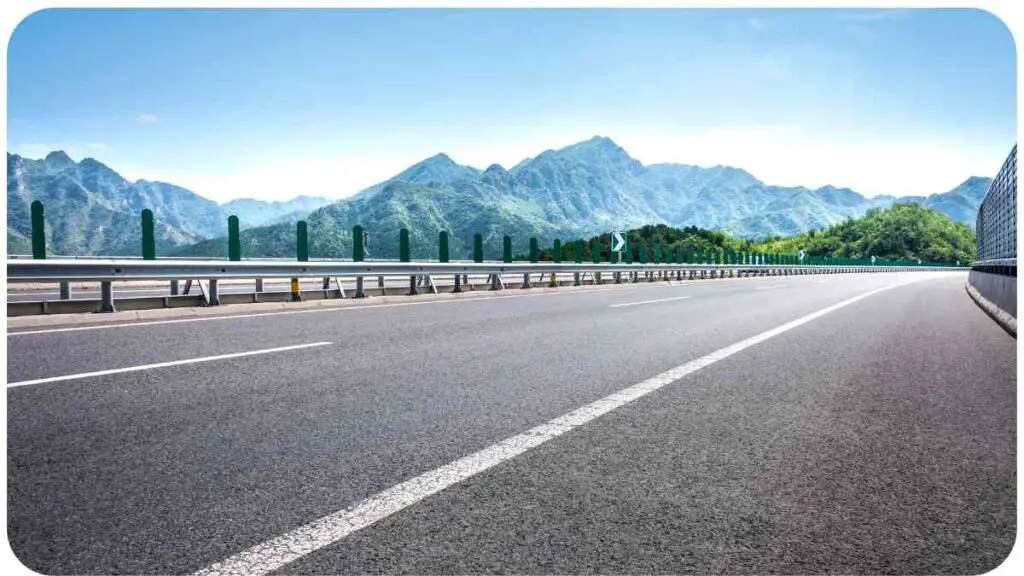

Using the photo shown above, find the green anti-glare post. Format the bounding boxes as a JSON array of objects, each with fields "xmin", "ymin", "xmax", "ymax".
[
  {"xmin": 639, "ymin": 243, "xmax": 647, "ymax": 264},
  {"xmin": 592, "ymin": 238, "xmax": 601, "ymax": 263},
  {"xmin": 653, "ymin": 244, "xmax": 661, "ymax": 264},
  {"xmin": 353, "ymin": 225, "xmax": 365, "ymax": 262},
  {"xmin": 439, "ymin": 231, "xmax": 450, "ymax": 263},
  {"xmin": 574, "ymin": 240, "xmax": 583, "ymax": 264},
  {"xmin": 529, "ymin": 237, "xmax": 538, "ymax": 263},
  {"xmin": 228, "ymin": 215, "xmax": 241, "ymax": 261},
  {"xmin": 30, "ymin": 200, "xmax": 46, "ymax": 259},
  {"xmin": 296, "ymin": 221, "xmax": 309, "ymax": 262},
  {"xmin": 474, "ymin": 233, "xmax": 483, "ymax": 263},
  {"xmin": 611, "ymin": 248, "xmax": 619, "ymax": 264},
  {"xmin": 625, "ymin": 248, "xmax": 633, "ymax": 264},
  {"xmin": 553, "ymin": 239, "xmax": 563, "ymax": 263},
  {"xmin": 141, "ymin": 209, "xmax": 155, "ymax": 260},
  {"xmin": 503, "ymin": 235, "xmax": 512, "ymax": 263},
  {"xmin": 400, "ymin": 228, "xmax": 411, "ymax": 262}
]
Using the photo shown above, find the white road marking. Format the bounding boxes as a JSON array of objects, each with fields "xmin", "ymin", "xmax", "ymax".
[
  {"xmin": 6, "ymin": 342, "xmax": 332, "ymax": 388},
  {"xmin": 609, "ymin": 295, "xmax": 693, "ymax": 308},
  {"xmin": 753, "ymin": 284, "xmax": 787, "ymax": 291},
  {"xmin": 191, "ymin": 276, "xmax": 937, "ymax": 576}
]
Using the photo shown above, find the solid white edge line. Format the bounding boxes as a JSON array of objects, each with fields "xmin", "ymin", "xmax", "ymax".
[
  {"xmin": 192, "ymin": 275, "xmax": 938, "ymax": 576},
  {"xmin": 6, "ymin": 342, "xmax": 333, "ymax": 388},
  {"xmin": 609, "ymin": 295, "xmax": 693, "ymax": 308}
]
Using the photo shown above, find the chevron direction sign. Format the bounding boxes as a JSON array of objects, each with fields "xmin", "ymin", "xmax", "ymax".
[{"xmin": 611, "ymin": 231, "xmax": 626, "ymax": 252}]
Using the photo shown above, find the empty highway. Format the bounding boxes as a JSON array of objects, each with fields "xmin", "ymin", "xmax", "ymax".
[{"xmin": 6, "ymin": 271, "xmax": 1015, "ymax": 574}]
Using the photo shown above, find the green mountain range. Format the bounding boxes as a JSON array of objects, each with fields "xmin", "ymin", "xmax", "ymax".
[
  {"xmin": 6, "ymin": 151, "xmax": 329, "ymax": 256},
  {"xmin": 7, "ymin": 137, "xmax": 991, "ymax": 259},
  {"xmin": 174, "ymin": 136, "xmax": 992, "ymax": 260}
]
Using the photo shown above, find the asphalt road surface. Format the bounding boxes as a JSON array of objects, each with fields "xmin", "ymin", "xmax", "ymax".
[{"xmin": 6, "ymin": 272, "xmax": 1015, "ymax": 574}]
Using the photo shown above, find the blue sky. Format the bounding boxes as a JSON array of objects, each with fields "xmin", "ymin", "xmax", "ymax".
[{"xmin": 7, "ymin": 8, "xmax": 1017, "ymax": 202}]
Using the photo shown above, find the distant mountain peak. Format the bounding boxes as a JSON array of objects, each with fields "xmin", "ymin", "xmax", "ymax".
[
  {"xmin": 422, "ymin": 152, "xmax": 457, "ymax": 165},
  {"xmin": 44, "ymin": 150, "xmax": 75, "ymax": 168}
]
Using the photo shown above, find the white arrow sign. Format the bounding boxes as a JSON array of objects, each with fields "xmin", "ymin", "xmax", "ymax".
[
  {"xmin": 798, "ymin": 249, "xmax": 806, "ymax": 261},
  {"xmin": 612, "ymin": 231, "xmax": 626, "ymax": 252}
]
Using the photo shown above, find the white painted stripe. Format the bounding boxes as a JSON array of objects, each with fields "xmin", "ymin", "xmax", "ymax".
[
  {"xmin": 191, "ymin": 276, "xmax": 935, "ymax": 576},
  {"xmin": 6, "ymin": 342, "xmax": 332, "ymax": 388},
  {"xmin": 753, "ymin": 284, "xmax": 787, "ymax": 291},
  {"xmin": 609, "ymin": 295, "xmax": 692, "ymax": 308},
  {"xmin": 5, "ymin": 286, "xmax": 637, "ymax": 336}
]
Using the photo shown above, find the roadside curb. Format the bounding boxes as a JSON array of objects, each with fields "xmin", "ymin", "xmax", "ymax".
[{"xmin": 965, "ymin": 281, "xmax": 1016, "ymax": 338}]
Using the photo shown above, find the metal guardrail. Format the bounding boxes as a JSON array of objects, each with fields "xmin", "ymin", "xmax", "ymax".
[{"xmin": 7, "ymin": 258, "xmax": 962, "ymax": 314}]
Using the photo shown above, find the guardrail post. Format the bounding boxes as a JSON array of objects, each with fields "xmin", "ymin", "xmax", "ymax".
[
  {"xmin": 524, "ymin": 237, "xmax": 538, "ymax": 289},
  {"xmin": 228, "ymin": 215, "xmax": 241, "ymax": 261},
  {"xmin": 551, "ymin": 239, "xmax": 562, "ymax": 286},
  {"xmin": 209, "ymin": 279, "xmax": 220, "ymax": 306},
  {"xmin": 141, "ymin": 208, "xmax": 172, "ymax": 296},
  {"xmin": 253, "ymin": 279, "xmax": 261, "ymax": 294},
  {"xmin": 99, "ymin": 281, "xmax": 115, "ymax": 313},
  {"xmin": 572, "ymin": 240, "xmax": 583, "ymax": 285},
  {"xmin": 400, "ymin": 228, "xmax": 417, "ymax": 295},
  {"xmin": 353, "ymin": 225, "xmax": 366, "ymax": 298},
  {"xmin": 30, "ymin": 200, "xmax": 71, "ymax": 300}
]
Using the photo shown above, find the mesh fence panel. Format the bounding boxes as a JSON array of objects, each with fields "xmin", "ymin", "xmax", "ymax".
[{"xmin": 976, "ymin": 145, "xmax": 1017, "ymax": 262}]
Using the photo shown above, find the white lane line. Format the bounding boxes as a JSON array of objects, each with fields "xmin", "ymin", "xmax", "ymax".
[
  {"xmin": 753, "ymin": 284, "xmax": 787, "ymax": 291},
  {"xmin": 609, "ymin": 295, "xmax": 692, "ymax": 308},
  {"xmin": 5, "ymin": 286, "xmax": 635, "ymax": 337},
  {"xmin": 6, "ymin": 342, "xmax": 332, "ymax": 388},
  {"xmin": 191, "ymin": 276, "xmax": 936, "ymax": 576}
]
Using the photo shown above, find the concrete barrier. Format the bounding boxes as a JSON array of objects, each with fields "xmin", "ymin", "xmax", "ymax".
[{"xmin": 968, "ymin": 269, "xmax": 1016, "ymax": 319}]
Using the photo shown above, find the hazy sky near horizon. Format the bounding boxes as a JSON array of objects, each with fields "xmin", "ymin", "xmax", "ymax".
[{"xmin": 7, "ymin": 8, "xmax": 1017, "ymax": 203}]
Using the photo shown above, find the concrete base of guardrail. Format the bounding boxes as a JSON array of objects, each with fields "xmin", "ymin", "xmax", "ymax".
[
  {"xmin": 966, "ymin": 277, "xmax": 1016, "ymax": 337},
  {"xmin": 967, "ymin": 269, "xmax": 1016, "ymax": 318},
  {"xmin": 8, "ymin": 294, "xmax": 207, "ymax": 316}
]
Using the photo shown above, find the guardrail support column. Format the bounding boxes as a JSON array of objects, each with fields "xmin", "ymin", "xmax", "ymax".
[
  {"xmin": 170, "ymin": 280, "xmax": 180, "ymax": 295},
  {"xmin": 59, "ymin": 281, "xmax": 71, "ymax": 300},
  {"xmin": 353, "ymin": 225, "xmax": 367, "ymax": 298},
  {"xmin": 254, "ymin": 279, "xmax": 262, "ymax": 293},
  {"xmin": 400, "ymin": 228, "xmax": 417, "ymax": 296},
  {"xmin": 209, "ymin": 279, "xmax": 220, "ymax": 306},
  {"xmin": 99, "ymin": 281, "xmax": 115, "ymax": 313}
]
